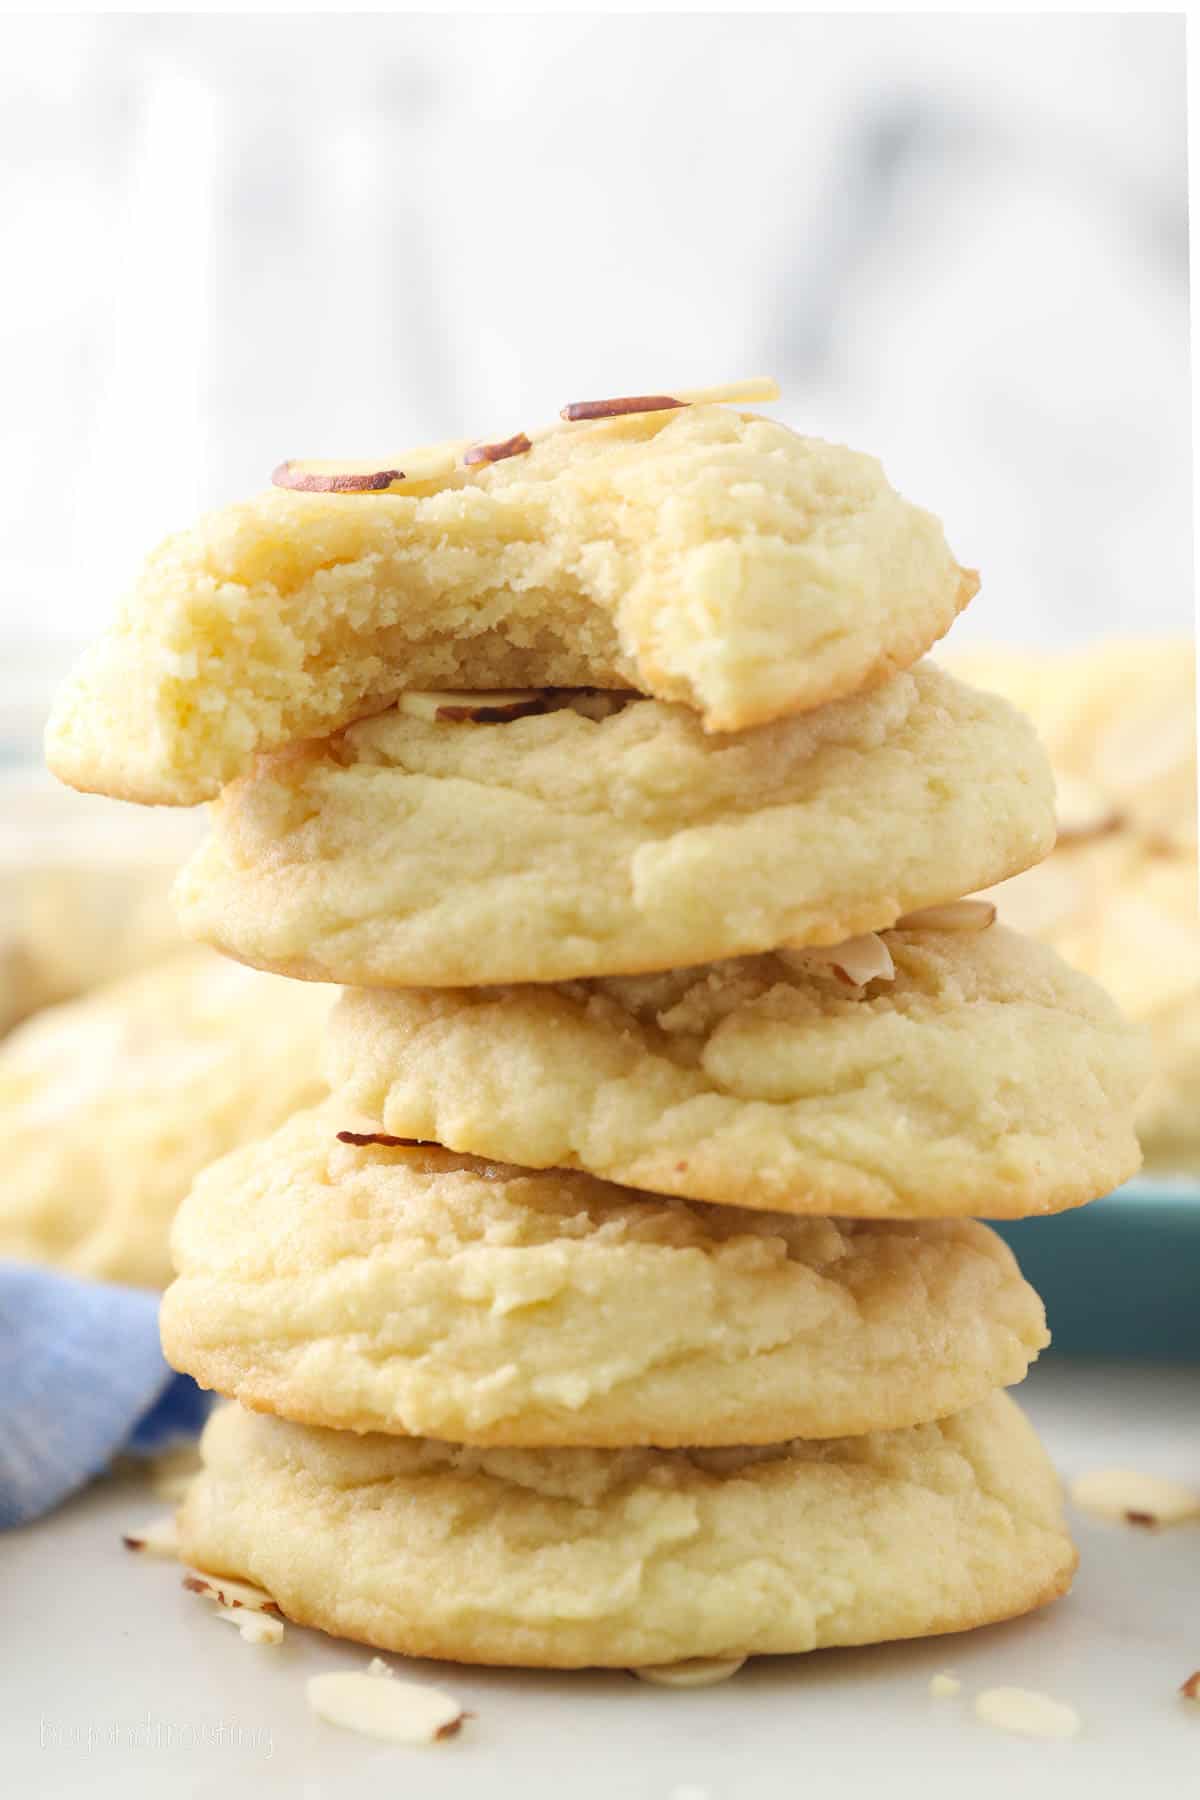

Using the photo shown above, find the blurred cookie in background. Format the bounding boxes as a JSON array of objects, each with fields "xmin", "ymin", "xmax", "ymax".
[
  {"xmin": 0, "ymin": 775, "xmax": 202, "ymax": 1035},
  {"xmin": 0, "ymin": 948, "xmax": 332, "ymax": 1288},
  {"xmin": 948, "ymin": 639, "xmax": 1197, "ymax": 1171}
]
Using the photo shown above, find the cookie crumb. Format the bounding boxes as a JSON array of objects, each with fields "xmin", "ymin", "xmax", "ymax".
[{"xmin": 929, "ymin": 1672, "xmax": 961, "ymax": 1698}]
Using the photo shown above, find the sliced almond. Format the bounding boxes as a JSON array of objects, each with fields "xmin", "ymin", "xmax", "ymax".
[
  {"xmin": 1069, "ymin": 1468, "xmax": 1200, "ymax": 1526},
  {"xmin": 789, "ymin": 932, "xmax": 895, "ymax": 987},
  {"xmin": 974, "ymin": 1687, "xmax": 1080, "ymax": 1740},
  {"xmin": 337, "ymin": 1130, "xmax": 430, "ymax": 1149},
  {"xmin": 463, "ymin": 431, "xmax": 533, "ymax": 466},
  {"xmin": 122, "ymin": 1515, "xmax": 180, "ymax": 1560},
  {"xmin": 633, "ymin": 1657, "xmax": 746, "ymax": 1689},
  {"xmin": 395, "ymin": 689, "xmax": 548, "ymax": 724},
  {"xmin": 214, "ymin": 1605, "xmax": 284, "ymax": 1646},
  {"xmin": 1055, "ymin": 772, "xmax": 1122, "ymax": 844},
  {"xmin": 306, "ymin": 1671, "xmax": 467, "ymax": 1744},
  {"xmin": 561, "ymin": 377, "xmax": 778, "ymax": 422},
  {"xmin": 894, "ymin": 900, "xmax": 997, "ymax": 933},
  {"xmin": 272, "ymin": 443, "xmax": 467, "ymax": 495},
  {"xmin": 183, "ymin": 1572, "xmax": 284, "ymax": 1615}
]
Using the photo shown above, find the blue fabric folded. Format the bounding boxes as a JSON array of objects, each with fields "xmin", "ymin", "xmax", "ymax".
[{"xmin": 0, "ymin": 1262, "xmax": 210, "ymax": 1530}]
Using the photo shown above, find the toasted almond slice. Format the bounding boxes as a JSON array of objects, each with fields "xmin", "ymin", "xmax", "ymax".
[
  {"xmin": 306, "ymin": 1671, "xmax": 467, "ymax": 1744},
  {"xmin": 463, "ymin": 432, "xmax": 533, "ymax": 466},
  {"xmin": 122, "ymin": 1514, "xmax": 180, "ymax": 1560},
  {"xmin": 787, "ymin": 932, "xmax": 896, "ymax": 987},
  {"xmin": 272, "ymin": 459, "xmax": 407, "ymax": 493},
  {"xmin": 1055, "ymin": 772, "xmax": 1122, "ymax": 844},
  {"xmin": 337, "ymin": 1129, "xmax": 430, "ymax": 1148},
  {"xmin": 183, "ymin": 1572, "xmax": 284, "ymax": 1615},
  {"xmin": 1069, "ymin": 1468, "xmax": 1200, "ymax": 1526},
  {"xmin": 395, "ymin": 689, "xmax": 548, "ymax": 724},
  {"xmin": 974, "ymin": 1687, "xmax": 1081, "ymax": 1740},
  {"xmin": 894, "ymin": 900, "xmax": 997, "ymax": 933},
  {"xmin": 272, "ymin": 444, "xmax": 468, "ymax": 494},
  {"xmin": 561, "ymin": 377, "xmax": 779, "ymax": 422},
  {"xmin": 633, "ymin": 1657, "xmax": 746, "ymax": 1689},
  {"xmin": 214, "ymin": 1604, "xmax": 284, "ymax": 1646},
  {"xmin": 1180, "ymin": 1671, "xmax": 1200, "ymax": 1702}
]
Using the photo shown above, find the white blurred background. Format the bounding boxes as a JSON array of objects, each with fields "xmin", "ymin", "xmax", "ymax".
[{"xmin": 0, "ymin": 11, "xmax": 1190, "ymax": 753}]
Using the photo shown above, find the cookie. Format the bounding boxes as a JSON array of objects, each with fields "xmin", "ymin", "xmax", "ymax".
[
  {"xmin": 326, "ymin": 921, "xmax": 1143, "ymax": 1220},
  {"xmin": 45, "ymin": 405, "xmax": 977, "ymax": 806},
  {"xmin": 161, "ymin": 1105, "xmax": 1047, "ymax": 1446},
  {"xmin": 177, "ymin": 1392, "xmax": 1076, "ymax": 1667},
  {"xmin": 173, "ymin": 665, "xmax": 1055, "ymax": 986},
  {"xmin": 948, "ymin": 639, "xmax": 1195, "ymax": 852},
  {"xmin": 0, "ymin": 774, "xmax": 200, "ymax": 1034},
  {"xmin": 0, "ymin": 950, "xmax": 330, "ymax": 1288},
  {"xmin": 953, "ymin": 640, "xmax": 1196, "ymax": 1169},
  {"xmin": 990, "ymin": 846, "xmax": 1198, "ymax": 1171}
]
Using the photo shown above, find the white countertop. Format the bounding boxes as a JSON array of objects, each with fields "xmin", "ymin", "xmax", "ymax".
[{"xmin": 5, "ymin": 1358, "xmax": 1197, "ymax": 1800}]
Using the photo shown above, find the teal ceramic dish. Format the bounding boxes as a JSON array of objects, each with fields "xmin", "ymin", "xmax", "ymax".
[{"xmin": 994, "ymin": 1179, "xmax": 1200, "ymax": 1361}]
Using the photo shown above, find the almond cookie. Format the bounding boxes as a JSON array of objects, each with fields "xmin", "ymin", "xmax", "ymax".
[
  {"xmin": 173, "ymin": 665, "xmax": 1055, "ymax": 986},
  {"xmin": 0, "ymin": 950, "xmax": 330, "ymax": 1288},
  {"xmin": 177, "ymin": 1392, "xmax": 1076, "ymax": 1668},
  {"xmin": 326, "ymin": 921, "xmax": 1144, "ymax": 1220},
  {"xmin": 952, "ymin": 639, "xmax": 1196, "ymax": 1169},
  {"xmin": 160, "ymin": 1106, "xmax": 1048, "ymax": 1446},
  {"xmin": 0, "ymin": 774, "xmax": 200, "ymax": 1034},
  {"xmin": 45, "ymin": 403, "xmax": 976, "ymax": 806}
]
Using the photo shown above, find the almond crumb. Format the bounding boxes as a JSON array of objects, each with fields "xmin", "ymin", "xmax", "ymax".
[
  {"xmin": 929, "ymin": 1673, "xmax": 961, "ymax": 1698},
  {"xmin": 1180, "ymin": 1671, "xmax": 1200, "ymax": 1702}
]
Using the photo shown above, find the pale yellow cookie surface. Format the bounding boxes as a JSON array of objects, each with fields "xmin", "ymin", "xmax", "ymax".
[
  {"xmin": 178, "ymin": 1393, "xmax": 1076, "ymax": 1668},
  {"xmin": 0, "ymin": 950, "xmax": 330, "ymax": 1288},
  {"xmin": 953, "ymin": 640, "xmax": 1197, "ymax": 1168},
  {"xmin": 161, "ymin": 1105, "xmax": 1047, "ymax": 1446},
  {"xmin": 326, "ymin": 922, "xmax": 1143, "ymax": 1220},
  {"xmin": 173, "ymin": 666, "xmax": 1054, "ymax": 986},
  {"xmin": 45, "ymin": 407, "xmax": 976, "ymax": 806}
]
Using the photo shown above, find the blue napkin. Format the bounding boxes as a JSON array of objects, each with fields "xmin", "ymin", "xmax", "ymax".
[{"xmin": 0, "ymin": 1262, "xmax": 210, "ymax": 1529}]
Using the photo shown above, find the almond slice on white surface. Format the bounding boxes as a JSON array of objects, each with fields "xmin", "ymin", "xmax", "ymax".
[
  {"xmin": 121, "ymin": 1515, "xmax": 179, "ymax": 1560},
  {"xmin": 1069, "ymin": 1468, "xmax": 1200, "ymax": 1526},
  {"xmin": 974, "ymin": 1687, "xmax": 1081, "ymax": 1740},
  {"xmin": 214, "ymin": 1605, "xmax": 284, "ymax": 1646},
  {"xmin": 182, "ymin": 1572, "xmax": 284, "ymax": 1615},
  {"xmin": 306, "ymin": 1670, "xmax": 467, "ymax": 1744}
]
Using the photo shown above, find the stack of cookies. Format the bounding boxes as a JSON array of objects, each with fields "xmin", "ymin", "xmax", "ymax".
[{"xmin": 47, "ymin": 382, "xmax": 1144, "ymax": 1672}]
